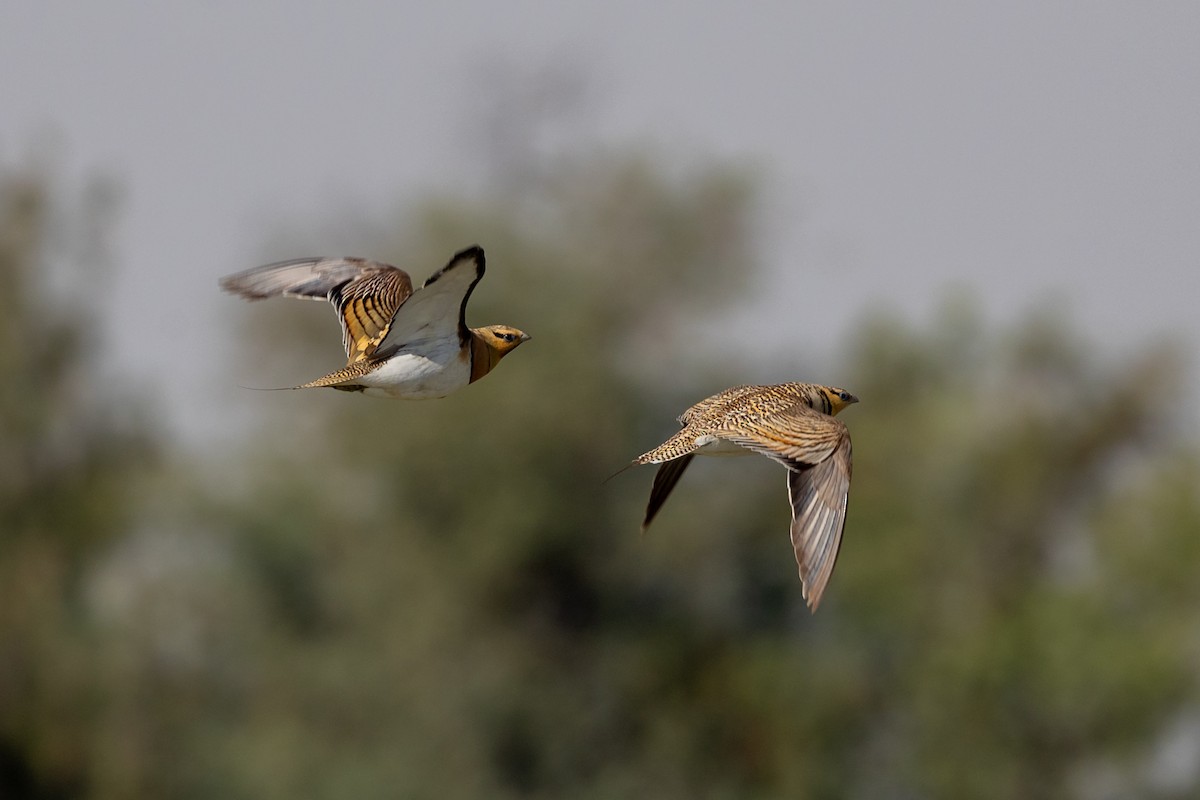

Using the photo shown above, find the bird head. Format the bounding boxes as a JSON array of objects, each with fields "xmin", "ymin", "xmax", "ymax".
[
  {"xmin": 467, "ymin": 325, "xmax": 530, "ymax": 384},
  {"xmin": 822, "ymin": 386, "xmax": 859, "ymax": 415},
  {"xmin": 476, "ymin": 325, "xmax": 531, "ymax": 358}
]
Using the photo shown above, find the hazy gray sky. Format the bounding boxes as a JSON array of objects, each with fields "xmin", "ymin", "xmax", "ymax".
[{"xmin": 3, "ymin": 2, "xmax": 1198, "ymax": 444}]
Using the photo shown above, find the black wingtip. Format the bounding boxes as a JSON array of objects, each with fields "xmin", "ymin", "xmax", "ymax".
[
  {"xmin": 454, "ymin": 244, "xmax": 484, "ymax": 261},
  {"xmin": 641, "ymin": 503, "xmax": 666, "ymax": 535},
  {"xmin": 423, "ymin": 244, "xmax": 487, "ymax": 291},
  {"xmin": 217, "ymin": 274, "xmax": 257, "ymax": 299},
  {"xmin": 640, "ymin": 454, "xmax": 695, "ymax": 534},
  {"xmin": 449, "ymin": 245, "xmax": 485, "ymax": 276}
]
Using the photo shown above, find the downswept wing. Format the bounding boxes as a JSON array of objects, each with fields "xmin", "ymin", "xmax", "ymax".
[
  {"xmin": 787, "ymin": 435, "xmax": 852, "ymax": 610},
  {"xmin": 642, "ymin": 453, "xmax": 696, "ymax": 531},
  {"xmin": 219, "ymin": 257, "xmax": 414, "ymax": 363},
  {"xmin": 382, "ymin": 246, "xmax": 485, "ymax": 348},
  {"xmin": 718, "ymin": 401, "xmax": 852, "ymax": 609}
]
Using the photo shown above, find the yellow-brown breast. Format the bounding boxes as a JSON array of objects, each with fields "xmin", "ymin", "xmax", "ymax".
[{"xmin": 468, "ymin": 325, "xmax": 530, "ymax": 383}]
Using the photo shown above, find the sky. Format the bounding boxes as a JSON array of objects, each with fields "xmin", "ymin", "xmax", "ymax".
[{"xmin": 2, "ymin": 1, "xmax": 1198, "ymax": 446}]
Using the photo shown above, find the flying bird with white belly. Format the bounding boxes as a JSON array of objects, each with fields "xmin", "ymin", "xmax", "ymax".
[{"xmin": 219, "ymin": 245, "xmax": 529, "ymax": 399}]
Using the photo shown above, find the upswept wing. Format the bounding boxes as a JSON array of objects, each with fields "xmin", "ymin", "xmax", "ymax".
[
  {"xmin": 786, "ymin": 435, "xmax": 852, "ymax": 610},
  {"xmin": 381, "ymin": 246, "xmax": 485, "ymax": 349},
  {"xmin": 219, "ymin": 257, "xmax": 413, "ymax": 363}
]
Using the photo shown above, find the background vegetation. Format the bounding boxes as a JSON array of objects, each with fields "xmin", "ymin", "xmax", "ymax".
[{"xmin": 1, "ymin": 142, "xmax": 1198, "ymax": 800}]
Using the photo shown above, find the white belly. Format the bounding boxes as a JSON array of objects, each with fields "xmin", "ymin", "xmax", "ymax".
[{"xmin": 356, "ymin": 342, "xmax": 469, "ymax": 400}]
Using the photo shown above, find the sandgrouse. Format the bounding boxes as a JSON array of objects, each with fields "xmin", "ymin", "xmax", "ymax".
[
  {"xmin": 219, "ymin": 245, "xmax": 528, "ymax": 399},
  {"xmin": 631, "ymin": 382, "xmax": 857, "ymax": 610}
]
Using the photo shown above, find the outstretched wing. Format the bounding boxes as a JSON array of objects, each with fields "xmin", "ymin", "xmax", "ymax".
[
  {"xmin": 786, "ymin": 434, "xmax": 852, "ymax": 610},
  {"xmin": 717, "ymin": 401, "xmax": 852, "ymax": 609},
  {"xmin": 382, "ymin": 246, "xmax": 485, "ymax": 348},
  {"xmin": 220, "ymin": 257, "xmax": 414, "ymax": 363}
]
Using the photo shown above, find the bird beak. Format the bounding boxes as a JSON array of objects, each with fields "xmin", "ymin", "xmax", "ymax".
[
  {"xmin": 519, "ymin": 332, "xmax": 531, "ymax": 343},
  {"xmin": 847, "ymin": 393, "xmax": 859, "ymax": 404}
]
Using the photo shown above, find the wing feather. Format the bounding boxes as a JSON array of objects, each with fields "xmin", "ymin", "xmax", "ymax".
[
  {"xmin": 642, "ymin": 454, "xmax": 696, "ymax": 531},
  {"xmin": 382, "ymin": 246, "xmax": 485, "ymax": 349},
  {"xmin": 786, "ymin": 434, "xmax": 852, "ymax": 610},
  {"xmin": 332, "ymin": 269, "xmax": 414, "ymax": 361},
  {"xmin": 220, "ymin": 257, "xmax": 414, "ymax": 362}
]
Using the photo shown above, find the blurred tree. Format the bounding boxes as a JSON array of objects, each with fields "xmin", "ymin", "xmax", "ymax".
[
  {"xmin": 813, "ymin": 307, "xmax": 1200, "ymax": 799},
  {"xmin": 0, "ymin": 167, "xmax": 157, "ymax": 798}
]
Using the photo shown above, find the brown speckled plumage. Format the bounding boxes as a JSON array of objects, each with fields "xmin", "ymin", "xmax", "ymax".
[
  {"xmin": 293, "ymin": 355, "xmax": 393, "ymax": 389},
  {"xmin": 632, "ymin": 382, "xmax": 857, "ymax": 611}
]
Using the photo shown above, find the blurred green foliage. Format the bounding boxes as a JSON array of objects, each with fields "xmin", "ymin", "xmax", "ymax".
[
  {"xmin": 0, "ymin": 169, "xmax": 158, "ymax": 798},
  {"xmin": 1, "ymin": 151, "xmax": 1198, "ymax": 800}
]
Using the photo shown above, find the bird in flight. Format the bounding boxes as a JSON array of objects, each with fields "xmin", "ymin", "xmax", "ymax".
[
  {"xmin": 629, "ymin": 382, "xmax": 857, "ymax": 610},
  {"xmin": 219, "ymin": 245, "xmax": 529, "ymax": 399}
]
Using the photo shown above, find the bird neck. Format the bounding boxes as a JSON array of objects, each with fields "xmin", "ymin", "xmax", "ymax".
[
  {"xmin": 816, "ymin": 391, "xmax": 834, "ymax": 415},
  {"xmin": 469, "ymin": 330, "xmax": 504, "ymax": 383}
]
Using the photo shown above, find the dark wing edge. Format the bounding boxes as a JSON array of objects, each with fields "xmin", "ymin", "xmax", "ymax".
[
  {"xmin": 418, "ymin": 245, "xmax": 485, "ymax": 345},
  {"xmin": 786, "ymin": 433, "xmax": 852, "ymax": 611},
  {"xmin": 642, "ymin": 453, "xmax": 696, "ymax": 532}
]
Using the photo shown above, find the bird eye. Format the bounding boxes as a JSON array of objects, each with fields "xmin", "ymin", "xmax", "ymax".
[
  {"xmin": 838, "ymin": 391, "xmax": 852, "ymax": 401},
  {"xmin": 498, "ymin": 332, "xmax": 515, "ymax": 342}
]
